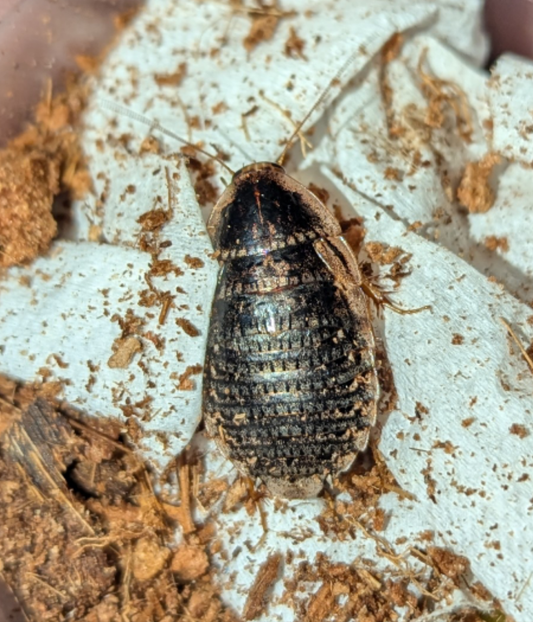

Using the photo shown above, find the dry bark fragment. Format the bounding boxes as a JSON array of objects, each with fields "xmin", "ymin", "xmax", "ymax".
[
  {"xmin": 107, "ymin": 335, "xmax": 142, "ymax": 368},
  {"xmin": 243, "ymin": 552, "xmax": 282, "ymax": 620}
]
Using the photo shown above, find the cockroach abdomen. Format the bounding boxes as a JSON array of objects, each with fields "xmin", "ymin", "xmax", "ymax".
[{"xmin": 203, "ymin": 162, "xmax": 378, "ymax": 499}]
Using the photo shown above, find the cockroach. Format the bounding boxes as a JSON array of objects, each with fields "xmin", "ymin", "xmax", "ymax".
[
  {"xmin": 203, "ymin": 159, "xmax": 379, "ymax": 498},
  {"xmin": 106, "ymin": 51, "xmax": 426, "ymax": 499}
]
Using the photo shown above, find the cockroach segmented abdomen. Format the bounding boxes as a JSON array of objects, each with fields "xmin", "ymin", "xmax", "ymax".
[{"xmin": 203, "ymin": 162, "xmax": 379, "ymax": 498}]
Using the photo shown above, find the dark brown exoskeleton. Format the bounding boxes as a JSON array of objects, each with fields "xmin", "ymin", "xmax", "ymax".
[{"xmin": 203, "ymin": 162, "xmax": 379, "ymax": 498}]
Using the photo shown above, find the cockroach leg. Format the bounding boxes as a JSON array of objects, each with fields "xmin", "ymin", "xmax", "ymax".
[
  {"xmin": 245, "ymin": 477, "xmax": 269, "ymax": 535},
  {"xmin": 361, "ymin": 279, "xmax": 431, "ymax": 316}
]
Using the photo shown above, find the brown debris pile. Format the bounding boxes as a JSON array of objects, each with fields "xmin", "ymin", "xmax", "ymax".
[
  {"xmin": 285, "ymin": 553, "xmax": 415, "ymax": 622},
  {"xmin": 417, "ymin": 49, "xmax": 473, "ymax": 143},
  {"xmin": 457, "ymin": 153, "xmax": 501, "ymax": 214},
  {"xmin": 379, "ymin": 33, "xmax": 405, "ymax": 139},
  {"xmin": 298, "ymin": 439, "xmax": 504, "ymax": 622},
  {"xmin": 377, "ymin": 42, "xmax": 487, "ymax": 211},
  {"xmin": 318, "ymin": 442, "xmax": 408, "ymax": 539},
  {"xmin": 282, "ymin": 543, "xmax": 502, "ymax": 622},
  {"xmin": 186, "ymin": 156, "xmax": 220, "ymax": 207},
  {"xmin": 237, "ymin": 1, "xmax": 296, "ymax": 53},
  {"xmin": 0, "ymin": 383, "xmax": 236, "ymax": 622},
  {"xmin": 363, "ymin": 240, "xmax": 414, "ymax": 286},
  {"xmin": 136, "ymin": 166, "xmax": 182, "ymax": 326},
  {"xmin": 0, "ymin": 80, "xmax": 91, "ymax": 268}
]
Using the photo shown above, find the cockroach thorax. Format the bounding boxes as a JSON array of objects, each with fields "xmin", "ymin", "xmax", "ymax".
[{"xmin": 207, "ymin": 162, "xmax": 341, "ymax": 256}]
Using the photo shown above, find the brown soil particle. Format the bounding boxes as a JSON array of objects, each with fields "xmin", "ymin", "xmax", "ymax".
[
  {"xmin": 384, "ymin": 166, "xmax": 402, "ymax": 181},
  {"xmin": 184, "ymin": 254, "xmax": 205, "ymax": 269},
  {"xmin": 133, "ymin": 537, "xmax": 171, "ymax": 582},
  {"xmin": 284, "ymin": 26, "xmax": 306, "ymax": 59},
  {"xmin": 243, "ymin": 9, "xmax": 279, "ymax": 52},
  {"xmin": 139, "ymin": 135, "xmax": 161, "ymax": 155},
  {"xmin": 484, "ymin": 235, "xmax": 509, "ymax": 253},
  {"xmin": 154, "ymin": 62, "xmax": 187, "ymax": 87},
  {"xmin": 457, "ymin": 153, "xmax": 501, "ymax": 214},
  {"xmin": 177, "ymin": 364, "xmax": 203, "ymax": 391},
  {"xmin": 176, "ymin": 317, "xmax": 201, "ymax": 337},
  {"xmin": 306, "ymin": 582, "xmax": 334, "ymax": 622},
  {"xmin": 364, "ymin": 241, "xmax": 407, "ymax": 266},
  {"xmin": 381, "ymin": 33, "xmax": 404, "ymax": 63},
  {"xmin": 137, "ymin": 207, "xmax": 171, "ymax": 232},
  {"xmin": 170, "ymin": 544, "xmax": 209, "ymax": 582},
  {"xmin": 243, "ymin": 552, "xmax": 282, "ymax": 620},
  {"xmin": 509, "ymin": 423, "xmax": 529, "ymax": 438},
  {"xmin": 427, "ymin": 546, "xmax": 470, "ymax": 583},
  {"xmin": 107, "ymin": 335, "xmax": 142, "ymax": 368}
]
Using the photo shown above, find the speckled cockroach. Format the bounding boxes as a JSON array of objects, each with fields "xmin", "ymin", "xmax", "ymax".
[{"xmin": 202, "ymin": 160, "xmax": 379, "ymax": 498}]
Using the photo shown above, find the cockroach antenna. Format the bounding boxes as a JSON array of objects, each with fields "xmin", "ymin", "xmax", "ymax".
[
  {"xmin": 501, "ymin": 317, "xmax": 533, "ymax": 375},
  {"xmin": 100, "ymin": 99, "xmax": 235, "ymax": 175},
  {"xmin": 276, "ymin": 47, "xmax": 362, "ymax": 167}
]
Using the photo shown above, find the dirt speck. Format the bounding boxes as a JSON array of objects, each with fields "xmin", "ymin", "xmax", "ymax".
[
  {"xmin": 177, "ymin": 364, "xmax": 203, "ymax": 391},
  {"xmin": 137, "ymin": 208, "xmax": 171, "ymax": 232},
  {"xmin": 184, "ymin": 254, "xmax": 205, "ymax": 269},
  {"xmin": 284, "ymin": 27, "xmax": 306, "ymax": 59},
  {"xmin": 243, "ymin": 11, "xmax": 279, "ymax": 52},
  {"xmin": 176, "ymin": 317, "xmax": 201, "ymax": 337},
  {"xmin": 484, "ymin": 235, "xmax": 509, "ymax": 253},
  {"xmin": 139, "ymin": 135, "xmax": 161, "ymax": 155},
  {"xmin": 509, "ymin": 423, "xmax": 529, "ymax": 439},
  {"xmin": 154, "ymin": 62, "xmax": 187, "ymax": 86},
  {"xmin": 364, "ymin": 241, "xmax": 404, "ymax": 265},
  {"xmin": 107, "ymin": 335, "xmax": 142, "ymax": 368},
  {"xmin": 384, "ymin": 166, "xmax": 402, "ymax": 181}
]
